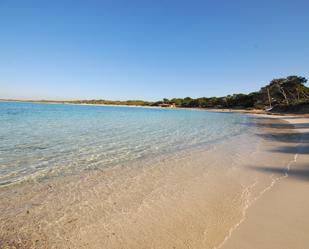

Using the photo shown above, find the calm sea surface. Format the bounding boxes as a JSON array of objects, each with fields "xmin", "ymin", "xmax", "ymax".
[{"xmin": 0, "ymin": 102, "xmax": 254, "ymax": 186}]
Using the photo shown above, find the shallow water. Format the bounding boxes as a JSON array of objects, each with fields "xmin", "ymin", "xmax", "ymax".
[
  {"xmin": 0, "ymin": 103, "xmax": 298, "ymax": 249},
  {"xmin": 0, "ymin": 102, "xmax": 252, "ymax": 186}
]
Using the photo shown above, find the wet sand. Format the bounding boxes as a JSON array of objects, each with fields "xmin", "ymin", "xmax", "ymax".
[
  {"xmin": 221, "ymin": 116, "xmax": 309, "ymax": 249},
  {"xmin": 0, "ymin": 116, "xmax": 307, "ymax": 249}
]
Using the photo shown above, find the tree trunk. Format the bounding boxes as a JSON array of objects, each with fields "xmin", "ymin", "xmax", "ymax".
[
  {"xmin": 301, "ymin": 89, "xmax": 309, "ymax": 100},
  {"xmin": 286, "ymin": 88, "xmax": 297, "ymax": 103},
  {"xmin": 267, "ymin": 87, "xmax": 272, "ymax": 108},
  {"xmin": 279, "ymin": 86, "xmax": 289, "ymax": 105}
]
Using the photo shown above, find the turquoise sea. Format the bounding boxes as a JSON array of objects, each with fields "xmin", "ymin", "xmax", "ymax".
[{"xmin": 0, "ymin": 102, "xmax": 254, "ymax": 186}]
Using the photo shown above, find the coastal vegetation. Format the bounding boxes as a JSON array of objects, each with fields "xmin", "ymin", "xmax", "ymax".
[
  {"xmin": 3, "ymin": 75, "xmax": 308, "ymax": 112},
  {"xmin": 151, "ymin": 75, "xmax": 309, "ymax": 110},
  {"xmin": 67, "ymin": 99, "xmax": 153, "ymax": 106},
  {"xmin": 66, "ymin": 75, "xmax": 309, "ymax": 112}
]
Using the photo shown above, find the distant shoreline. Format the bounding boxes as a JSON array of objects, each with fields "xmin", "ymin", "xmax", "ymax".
[{"xmin": 2, "ymin": 99, "xmax": 308, "ymax": 117}]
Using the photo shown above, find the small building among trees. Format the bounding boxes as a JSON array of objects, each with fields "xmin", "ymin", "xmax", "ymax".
[{"xmin": 159, "ymin": 103, "xmax": 176, "ymax": 108}]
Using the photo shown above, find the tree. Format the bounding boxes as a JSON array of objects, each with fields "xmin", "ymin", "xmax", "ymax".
[
  {"xmin": 163, "ymin": 98, "xmax": 169, "ymax": 103},
  {"xmin": 284, "ymin": 76, "xmax": 308, "ymax": 102},
  {"xmin": 264, "ymin": 76, "xmax": 308, "ymax": 105}
]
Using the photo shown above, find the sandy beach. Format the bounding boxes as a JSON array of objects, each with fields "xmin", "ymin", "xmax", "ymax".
[
  {"xmin": 221, "ymin": 115, "xmax": 309, "ymax": 249},
  {"xmin": 2, "ymin": 0, "xmax": 309, "ymax": 247},
  {"xmin": 0, "ymin": 112, "xmax": 308, "ymax": 249}
]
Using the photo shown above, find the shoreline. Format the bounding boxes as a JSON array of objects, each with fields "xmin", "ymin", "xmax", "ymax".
[
  {"xmin": 0, "ymin": 104, "xmax": 308, "ymax": 248},
  {"xmin": 1, "ymin": 99, "xmax": 308, "ymax": 118},
  {"xmin": 221, "ymin": 115, "xmax": 309, "ymax": 249},
  {"xmin": 0, "ymin": 126, "xmax": 264, "ymax": 248}
]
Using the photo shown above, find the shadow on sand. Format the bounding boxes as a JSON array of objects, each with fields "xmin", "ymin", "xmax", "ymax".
[
  {"xmin": 271, "ymin": 145, "xmax": 309, "ymax": 155},
  {"xmin": 256, "ymin": 132, "xmax": 305, "ymax": 143},
  {"xmin": 240, "ymin": 117, "xmax": 309, "ymax": 130},
  {"xmin": 250, "ymin": 165, "xmax": 309, "ymax": 182},
  {"xmin": 249, "ymin": 117, "xmax": 309, "ymax": 181}
]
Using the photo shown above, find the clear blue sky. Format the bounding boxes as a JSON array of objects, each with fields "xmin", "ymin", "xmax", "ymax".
[{"xmin": 1, "ymin": 0, "xmax": 308, "ymax": 101}]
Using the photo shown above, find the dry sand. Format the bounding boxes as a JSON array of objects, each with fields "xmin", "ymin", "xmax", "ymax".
[{"xmin": 221, "ymin": 115, "xmax": 309, "ymax": 249}]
